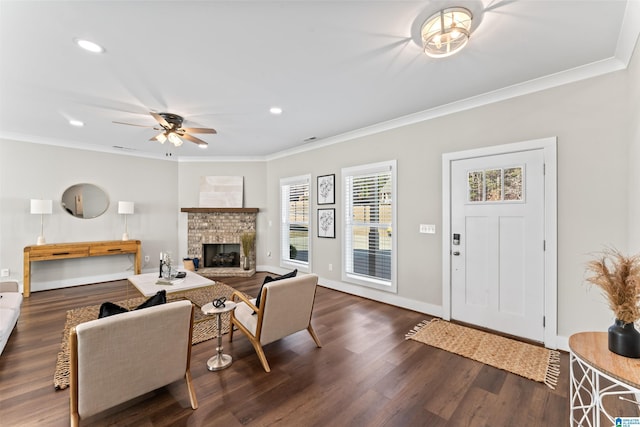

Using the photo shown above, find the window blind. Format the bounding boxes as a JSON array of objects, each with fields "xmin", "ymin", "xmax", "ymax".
[
  {"xmin": 344, "ymin": 162, "xmax": 395, "ymax": 288},
  {"xmin": 280, "ymin": 175, "xmax": 310, "ymax": 267}
]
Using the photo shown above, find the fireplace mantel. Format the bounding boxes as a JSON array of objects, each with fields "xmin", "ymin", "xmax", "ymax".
[{"xmin": 180, "ymin": 208, "xmax": 259, "ymax": 213}]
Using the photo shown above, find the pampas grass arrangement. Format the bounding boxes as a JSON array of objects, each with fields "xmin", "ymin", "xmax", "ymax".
[
  {"xmin": 241, "ymin": 232, "xmax": 256, "ymax": 258},
  {"xmin": 585, "ymin": 248, "xmax": 640, "ymax": 324}
]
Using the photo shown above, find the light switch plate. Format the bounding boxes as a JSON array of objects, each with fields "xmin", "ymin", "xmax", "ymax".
[
  {"xmin": 419, "ymin": 224, "xmax": 436, "ymax": 234},
  {"xmin": 1, "ymin": 268, "xmax": 9, "ymax": 277}
]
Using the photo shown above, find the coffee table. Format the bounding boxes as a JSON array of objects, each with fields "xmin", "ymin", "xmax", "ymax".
[{"xmin": 127, "ymin": 271, "xmax": 215, "ymax": 297}]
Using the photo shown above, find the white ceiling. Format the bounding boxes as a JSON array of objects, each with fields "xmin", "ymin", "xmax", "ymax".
[{"xmin": 1, "ymin": 0, "xmax": 638, "ymax": 160}]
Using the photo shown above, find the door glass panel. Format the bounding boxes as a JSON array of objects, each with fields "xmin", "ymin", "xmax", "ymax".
[
  {"xmin": 468, "ymin": 171, "xmax": 483, "ymax": 202},
  {"xmin": 485, "ymin": 169, "xmax": 502, "ymax": 201},
  {"xmin": 504, "ymin": 167, "xmax": 523, "ymax": 201},
  {"xmin": 467, "ymin": 166, "xmax": 524, "ymax": 203}
]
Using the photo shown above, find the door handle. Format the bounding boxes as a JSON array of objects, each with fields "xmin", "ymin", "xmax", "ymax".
[{"xmin": 453, "ymin": 251, "xmax": 460, "ymax": 256}]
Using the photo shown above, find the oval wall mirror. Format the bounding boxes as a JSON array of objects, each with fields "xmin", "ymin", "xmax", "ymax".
[{"xmin": 61, "ymin": 183, "xmax": 109, "ymax": 219}]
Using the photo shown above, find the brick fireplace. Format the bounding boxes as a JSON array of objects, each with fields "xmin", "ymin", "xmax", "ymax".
[{"xmin": 182, "ymin": 208, "xmax": 258, "ymax": 277}]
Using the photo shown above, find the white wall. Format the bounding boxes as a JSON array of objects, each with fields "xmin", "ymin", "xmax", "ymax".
[
  {"xmin": 1, "ymin": 44, "xmax": 638, "ymax": 344},
  {"xmin": 0, "ymin": 140, "xmax": 179, "ymax": 291},
  {"xmin": 263, "ymin": 52, "xmax": 634, "ymax": 340},
  {"xmin": 628, "ymin": 37, "xmax": 640, "ymax": 254},
  {"xmin": 176, "ymin": 161, "xmax": 268, "ymax": 264}
]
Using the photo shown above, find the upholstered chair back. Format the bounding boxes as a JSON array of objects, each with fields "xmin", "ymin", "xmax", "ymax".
[
  {"xmin": 70, "ymin": 300, "xmax": 197, "ymax": 425},
  {"xmin": 258, "ymin": 274, "xmax": 318, "ymax": 345}
]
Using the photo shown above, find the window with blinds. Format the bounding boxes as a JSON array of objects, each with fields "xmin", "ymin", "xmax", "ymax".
[
  {"xmin": 280, "ymin": 175, "xmax": 310, "ymax": 271},
  {"xmin": 343, "ymin": 160, "xmax": 396, "ymax": 292}
]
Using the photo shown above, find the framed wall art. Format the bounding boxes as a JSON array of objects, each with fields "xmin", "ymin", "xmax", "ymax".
[
  {"xmin": 318, "ymin": 208, "xmax": 335, "ymax": 238},
  {"xmin": 317, "ymin": 174, "xmax": 335, "ymax": 205},
  {"xmin": 199, "ymin": 176, "xmax": 244, "ymax": 207}
]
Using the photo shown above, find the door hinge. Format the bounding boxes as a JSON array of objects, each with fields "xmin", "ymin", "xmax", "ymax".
[
  {"xmin": 543, "ymin": 163, "xmax": 546, "ymax": 175},
  {"xmin": 543, "ymin": 316, "xmax": 546, "ymax": 327},
  {"xmin": 543, "ymin": 240, "xmax": 546, "ymax": 251}
]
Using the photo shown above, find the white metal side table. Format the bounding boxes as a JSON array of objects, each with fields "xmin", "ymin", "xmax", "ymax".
[
  {"xmin": 201, "ymin": 301, "xmax": 236, "ymax": 371},
  {"xmin": 570, "ymin": 331, "xmax": 640, "ymax": 426}
]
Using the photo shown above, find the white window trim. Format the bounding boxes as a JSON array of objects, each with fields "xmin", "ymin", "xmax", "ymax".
[
  {"xmin": 341, "ymin": 160, "xmax": 397, "ymax": 293},
  {"xmin": 280, "ymin": 174, "xmax": 311, "ymax": 273}
]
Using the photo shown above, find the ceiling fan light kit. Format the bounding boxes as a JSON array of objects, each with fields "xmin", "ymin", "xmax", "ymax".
[
  {"xmin": 114, "ymin": 112, "xmax": 215, "ymax": 149},
  {"xmin": 422, "ymin": 7, "xmax": 472, "ymax": 58}
]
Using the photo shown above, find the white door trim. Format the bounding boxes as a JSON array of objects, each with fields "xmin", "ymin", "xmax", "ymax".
[{"xmin": 442, "ymin": 137, "xmax": 558, "ymax": 349}]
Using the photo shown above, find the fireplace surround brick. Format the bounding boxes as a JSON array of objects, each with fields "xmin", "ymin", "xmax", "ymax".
[{"xmin": 182, "ymin": 208, "xmax": 258, "ymax": 277}]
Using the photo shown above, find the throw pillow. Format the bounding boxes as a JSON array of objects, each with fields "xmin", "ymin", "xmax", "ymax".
[
  {"xmin": 135, "ymin": 290, "xmax": 167, "ymax": 309},
  {"xmin": 98, "ymin": 302, "xmax": 129, "ymax": 318},
  {"xmin": 253, "ymin": 269, "xmax": 297, "ymax": 314},
  {"xmin": 98, "ymin": 290, "xmax": 167, "ymax": 319}
]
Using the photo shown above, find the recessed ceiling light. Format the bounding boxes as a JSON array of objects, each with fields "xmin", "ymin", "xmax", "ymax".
[
  {"xmin": 69, "ymin": 119, "xmax": 84, "ymax": 127},
  {"xmin": 74, "ymin": 38, "xmax": 105, "ymax": 53},
  {"xmin": 269, "ymin": 106, "xmax": 283, "ymax": 115}
]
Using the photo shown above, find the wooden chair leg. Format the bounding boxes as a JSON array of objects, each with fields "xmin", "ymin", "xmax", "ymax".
[
  {"xmin": 184, "ymin": 370, "xmax": 198, "ymax": 409},
  {"xmin": 248, "ymin": 336, "xmax": 271, "ymax": 372},
  {"xmin": 307, "ymin": 324, "xmax": 322, "ymax": 347},
  {"xmin": 229, "ymin": 319, "xmax": 235, "ymax": 342},
  {"xmin": 70, "ymin": 329, "xmax": 80, "ymax": 427}
]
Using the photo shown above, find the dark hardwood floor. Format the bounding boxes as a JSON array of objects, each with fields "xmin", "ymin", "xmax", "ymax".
[{"xmin": 0, "ymin": 273, "xmax": 571, "ymax": 426}]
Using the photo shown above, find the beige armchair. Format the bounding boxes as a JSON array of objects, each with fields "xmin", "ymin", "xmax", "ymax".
[
  {"xmin": 230, "ymin": 273, "xmax": 322, "ymax": 372},
  {"xmin": 69, "ymin": 300, "xmax": 197, "ymax": 426}
]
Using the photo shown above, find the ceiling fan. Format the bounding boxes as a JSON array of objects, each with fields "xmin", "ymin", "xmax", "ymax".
[{"xmin": 113, "ymin": 112, "xmax": 216, "ymax": 148}]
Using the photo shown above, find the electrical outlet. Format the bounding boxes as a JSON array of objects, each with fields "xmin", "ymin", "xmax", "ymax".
[
  {"xmin": 0, "ymin": 268, "xmax": 9, "ymax": 277},
  {"xmin": 144, "ymin": 255, "xmax": 150, "ymax": 263},
  {"xmin": 328, "ymin": 264, "xmax": 333, "ymax": 271}
]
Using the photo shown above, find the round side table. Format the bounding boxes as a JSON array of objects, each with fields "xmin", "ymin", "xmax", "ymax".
[{"xmin": 201, "ymin": 301, "xmax": 236, "ymax": 371}]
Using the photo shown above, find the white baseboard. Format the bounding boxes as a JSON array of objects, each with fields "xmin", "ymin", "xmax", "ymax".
[
  {"xmin": 28, "ymin": 271, "xmax": 134, "ymax": 293},
  {"xmin": 315, "ymin": 276, "xmax": 444, "ymax": 318},
  {"xmin": 31, "ymin": 266, "xmax": 569, "ymax": 352},
  {"xmin": 556, "ymin": 335, "xmax": 570, "ymax": 352}
]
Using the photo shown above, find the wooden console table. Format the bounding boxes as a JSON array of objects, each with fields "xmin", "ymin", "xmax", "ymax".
[
  {"xmin": 23, "ymin": 240, "xmax": 141, "ymax": 297},
  {"xmin": 569, "ymin": 331, "xmax": 640, "ymax": 426}
]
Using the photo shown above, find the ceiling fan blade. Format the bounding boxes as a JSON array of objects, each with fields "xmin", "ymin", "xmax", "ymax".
[
  {"xmin": 181, "ymin": 127, "xmax": 217, "ymax": 134},
  {"xmin": 112, "ymin": 121, "xmax": 154, "ymax": 128},
  {"xmin": 150, "ymin": 112, "xmax": 171, "ymax": 129},
  {"xmin": 181, "ymin": 133, "xmax": 208, "ymax": 146}
]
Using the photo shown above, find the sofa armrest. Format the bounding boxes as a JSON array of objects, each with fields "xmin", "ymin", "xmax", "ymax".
[{"xmin": 0, "ymin": 281, "xmax": 19, "ymax": 293}]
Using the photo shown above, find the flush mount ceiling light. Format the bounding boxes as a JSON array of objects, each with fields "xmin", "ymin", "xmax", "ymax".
[
  {"xmin": 69, "ymin": 119, "xmax": 84, "ymax": 127},
  {"xmin": 269, "ymin": 106, "xmax": 283, "ymax": 115},
  {"xmin": 421, "ymin": 7, "xmax": 472, "ymax": 58},
  {"xmin": 74, "ymin": 38, "xmax": 105, "ymax": 53}
]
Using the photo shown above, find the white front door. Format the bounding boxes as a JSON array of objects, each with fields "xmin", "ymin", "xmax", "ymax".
[{"xmin": 450, "ymin": 149, "xmax": 545, "ymax": 342}]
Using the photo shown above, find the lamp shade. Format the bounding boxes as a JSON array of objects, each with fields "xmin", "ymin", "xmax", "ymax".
[
  {"xmin": 30, "ymin": 199, "xmax": 52, "ymax": 214},
  {"xmin": 168, "ymin": 132, "xmax": 184, "ymax": 147},
  {"xmin": 118, "ymin": 201, "xmax": 134, "ymax": 215}
]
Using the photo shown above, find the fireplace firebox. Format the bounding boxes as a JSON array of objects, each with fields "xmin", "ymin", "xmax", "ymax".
[{"xmin": 203, "ymin": 243, "xmax": 240, "ymax": 268}]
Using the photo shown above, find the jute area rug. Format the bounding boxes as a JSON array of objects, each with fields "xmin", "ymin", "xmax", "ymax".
[
  {"xmin": 54, "ymin": 282, "xmax": 240, "ymax": 390},
  {"xmin": 405, "ymin": 318, "xmax": 560, "ymax": 389}
]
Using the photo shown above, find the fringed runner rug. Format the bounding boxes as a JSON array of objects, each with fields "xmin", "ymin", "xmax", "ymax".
[
  {"xmin": 54, "ymin": 282, "xmax": 241, "ymax": 390},
  {"xmin": 406, "ymin": 318, "xmax": 560, "ymax": 389}
]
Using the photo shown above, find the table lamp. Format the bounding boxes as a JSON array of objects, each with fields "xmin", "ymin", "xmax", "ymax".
[
  {"xmin": 30, "ymin": 199, "xmax": 52, "ymax": 245},
  {"xmin": 118, "ymin": 201, "xmax": 134, "ymax": 240}
]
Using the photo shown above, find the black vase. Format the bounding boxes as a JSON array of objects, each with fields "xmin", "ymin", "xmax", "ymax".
[{"xmin": 608, "ymin": 319, "xmax": 640, "ymax": 358}]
